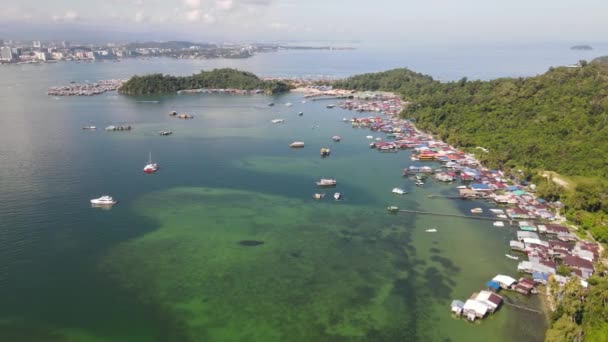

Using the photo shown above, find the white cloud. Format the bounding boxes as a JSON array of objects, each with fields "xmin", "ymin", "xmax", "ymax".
[
  {"xmin": 216, "ymin": 0, "xmax": 234, "ymax": 11},
  {"xmin": 186, "ymin": 9, "xmax": 201, "ymax": 22},
  {"xmin": 183, "ymin": 0, "xmax": 201, "ymax": 9},
  {"xmin": 52, "ymin": 10, "xmax": 80, "ymax": 22},
  {"xmin": 134, "ymin": 11, "xmax": 145, "ymax": 23}
]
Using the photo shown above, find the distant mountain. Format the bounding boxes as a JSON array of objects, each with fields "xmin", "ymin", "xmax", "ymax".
[
  {"xmin": 125, "ymin": 41, "xmax": 216, "ymax": 50},
  {"xmin": 592, "ymin": 56, "xmax": 608, "ymax": 65},
  {"xmin": 570, "ymin": 45, "xmax": 593, "ymax": 50}
]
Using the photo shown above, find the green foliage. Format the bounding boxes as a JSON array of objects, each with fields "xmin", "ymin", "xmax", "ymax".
[
  {"xmin": 334, "ymin": 65, "xmax": 608, "ymax": 242},
  {"xmin": 557, "ymin": 264, "xmax": 572, "ymax": 276},
  {"xmin": 119, "ymin": 68, "xmax": 290, "ymax": 95}
]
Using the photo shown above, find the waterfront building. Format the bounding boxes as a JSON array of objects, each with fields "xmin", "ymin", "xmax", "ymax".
[{"xmin": 0, "ymin": 46, "xmax": 15, "ymax": 62}]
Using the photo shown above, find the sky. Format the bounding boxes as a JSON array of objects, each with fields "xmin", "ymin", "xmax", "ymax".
[{"xmin": 1, "ymin": 0, "xmax": 607, "ymax": 43}]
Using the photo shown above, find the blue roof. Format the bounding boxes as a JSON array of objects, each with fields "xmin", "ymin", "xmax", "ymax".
[
  {"xmin": 532, "ymin": 272, "xmax": 549, "ymax": 280},
  {"xmin": 506, "ymin": 185, "xmax": 519, "ymax": 191},
  {"xmin": 486, "ymin": 281, "xmax": 501, "ymax": 290},
  {"xmin": 537, "ymin": 198, "xmax": 547, "ymax": 203},
  {"xmin": 471, "ymin": 183, "xmax": 491, "ymax": 190}
]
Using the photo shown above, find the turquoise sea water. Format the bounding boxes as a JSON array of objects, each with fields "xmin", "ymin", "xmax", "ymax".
[{"xmin": 1, "ymin": 43, "xmax": 603, "ymax": 341}]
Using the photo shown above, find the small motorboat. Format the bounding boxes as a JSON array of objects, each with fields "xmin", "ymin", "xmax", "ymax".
[
  {"xmin": 332, "ymin": 136, "xmax": 341, "ymax": 142},
  {"xmin": 342, "ymin": 117, "xmax": 349, "ymax": 122},
  {"xmin": 456, "ymin": 185, "xmax": 467, "ymax": 189},
  {"xmin": 285, "ymin": 102, "xmax": 293, "ymax": 107},
  {"xmin": 375, "ymin": 137, "xmax": 382, "ymax": 141},
  {"xmin": 333, "ymin": 192, "xmax": 342, "ymax": 200},
  {"xmin": 366, "ymin": 135, "xmax": 374, "ymax": 139},
  {"xmin": 298, "ymin": 112, "xmax": 304, "ymax": 116},
  {"xmin": 90, "ymin": 195, "xmax": 117, "ymax": 206},
  {"xmin": 471, "ymin": 208, "xmax": 483, "ymax": 214},
  {"xmin": 169, "ymin": 111, "xmax": 177, "ymax": 116},
  {"xmin": 159, "ymin": 131, "xmax": 173, "ymax": 136},
  {"xmin": 387, "ymin": 206, "xmax": 399, "ymax": 212},
  {"xmin": 289, "ymin": 141, "xmax": 305, "ymax": 148},
  {"xmin": 302, "ymin": 100, "xmax": 306, "ymax": 103},
  {"xmin": 425, "ymin": 228, "xmax": 438, "ymax": 233},
  {"xmin": 415, "ymin": 179, "xmax": 424, "ymax": 186},
  {"xmin": 497, "ymin": 214, "xmax": 508, "ymax": 219},
  {"xmin": 143, "ymin": 152, "xmax": 158, "ymax": 173},
  {"xmin": 177, "ymin": 114, "xmax": 194, "ymax": 119},
  {"xmin": 313, "ymin": 193, "xmax": 325, "ymax": 200},
  {"xmin": 493, "ymin": 221, "xmax": 505, "ymax": 227},
  {"xmin": 271, "ymin": 119, "xmax": 285, "ymax": 124},
  {"xmin": 320, "ymin": 148, "xmax": 331, "ymax": 157},
  {"xmin": 490, "ymin": 209, "xmax": 505, "ymax": 214},
  {"xmin": 316, "ymin": 178, "xmax": 337, "ymax": 187},
  {"xmin": 392, "ymin": 188, "xmax": 407, "ymax": 195},
  {"xmin": 82, "ymin": 126, "xmax": 97, "ymax": 130},
  {"xmin": 505, "ymin": 254, "xmax": 519, "ymax": 260},
  {"xmin": 327, "ymin": 104, "xmax": 335, "ymax": 109},
  {"xmin": 268, "ymin": 102, "xmax": 275, "ymax": 107}
]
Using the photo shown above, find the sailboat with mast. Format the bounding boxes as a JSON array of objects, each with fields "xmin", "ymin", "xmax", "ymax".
[{"xmin": 143, "ymin": 152, "xmax": 158, "ymax": 173}]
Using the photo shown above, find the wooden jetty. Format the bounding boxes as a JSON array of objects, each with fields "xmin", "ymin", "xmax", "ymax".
[{"xmin": 395, "ymin": 209, "xmax": 541, "ymax": 224}]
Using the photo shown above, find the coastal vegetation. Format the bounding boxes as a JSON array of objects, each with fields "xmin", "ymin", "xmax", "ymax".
[
  {"xmin": 119, "ymin": 68, "xmax": 291, "ymax": 95},
  {"xmin": 334, "ymin": 65, "xmax": 608, "ymax": 341}
]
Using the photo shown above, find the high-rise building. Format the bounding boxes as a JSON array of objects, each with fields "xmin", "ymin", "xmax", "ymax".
[
  {"xmin": 33, "ymin": 40, "xmax": 42, "ymax": 48},
  {"xmin": 0, "ymin": 47, "xmax": 15, "ymax": 61}
]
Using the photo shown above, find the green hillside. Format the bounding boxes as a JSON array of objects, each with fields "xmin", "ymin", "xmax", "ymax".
[{"xmin": 119, "ymin": 68, "xmax": 290, "ymax": 95}]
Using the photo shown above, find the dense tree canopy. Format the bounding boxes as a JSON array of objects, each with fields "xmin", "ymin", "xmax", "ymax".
[{"xmin": 119, "ymin": 68, "xmax": 290, "ymax": 95}]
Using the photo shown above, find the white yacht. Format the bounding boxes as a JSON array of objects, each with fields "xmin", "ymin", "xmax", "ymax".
[
  {"xmin": 90, "ymin": 195, "xmax": 117, "ymax": 205},
  {"xmin": 143, "ymin": 152, "xmax": 158, "ymax": 173},
  {"xmin": 392, "ymin": 188, "xmax": 407, "ymax": 195},
  {"xmin": 316, "ymin": 178, "xmax": 337, "ymax": 187},
  {"xmin": 334, "ymin": 192, "xmax": 342, "ymax": 200}
]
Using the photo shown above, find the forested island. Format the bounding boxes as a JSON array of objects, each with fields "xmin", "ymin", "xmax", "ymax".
[
  {"xmin": 334, "ymin": 64, "xmax": 608, "ymax": 341},
  {"xmin": 119, "ymin": 68, "xmax": 291, "ymax": 95}
]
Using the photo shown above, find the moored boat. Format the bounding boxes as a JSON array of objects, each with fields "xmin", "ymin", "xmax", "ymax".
[
  {"xmin": 415, "ymin": 179, "xmax": 424, "ymax": 186},
  {"xmin": 289, "ymin": 141, "xmax": 305, "ymax": 148},
  {"xmin": 333, "ymin": 192, "xmax": 342, "ymax": 200},
  {"xmin": 143, "ymin": 152, "xmax": 158, "ymax": 173},
  {"xmin": 316, "ymin": 178, "xmax": 337, "ymax": 187},
  {"xmin": 387, "ymin": 206, "xmax": 399, "ymax": 212},
  {"xmin": 471, "ymin": 208, "xmax": 483, "ymax": 214},
  {"xmin": 425, "ymin": 228, "xmax": 438, "ymax": 233},
  {"xmin": 90, "ymin": 195, "xmax": 117, "ymax": 206},
  {"xmin": 271, "ymin": 119, "xmax": 285, "ymax": 124},
  {"xmin": 82, "ymin": 126, "xmax": 96, "ymax": 130},
  {"xmin": 332, "ymin": 136, "xmax": 341, "ymax": 142},
  {"xmin": 392, "ymin": 187, "xmax": 407, "ymax": 195},
  {"xmin": 159, "ymin": 131, "xmax": 173, "ymax": 136},
  {"xmin": 313, "ymin": 193, "xmax": 326, "ymax": 199},
  {"xmin": 493, "ymin": 221, "xmax": 505, "ymax": 227},
  {"xmin": 298, "ymin": 112, "xmax": 304, "ymax": 116},
  {"xmin": 320, "ymin": 148, "xmax": 331, "ymax": 156},
  {"xmin": 505, "ymin": 254, "xmax": 519, "ymax": 260}
]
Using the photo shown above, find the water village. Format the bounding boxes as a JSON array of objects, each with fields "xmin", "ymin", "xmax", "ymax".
[
  {"xmin": 317, "ymin": 88, "xmax": 603, "ymax": 323},
  {"xmin": 47, "ymin": 79, "xmax": 125, "ymax": 96}
]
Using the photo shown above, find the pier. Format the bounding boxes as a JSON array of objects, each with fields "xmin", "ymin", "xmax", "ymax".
[{"xmin": 395, "ymin": 209, "xmax": 541, "ymax": 224}]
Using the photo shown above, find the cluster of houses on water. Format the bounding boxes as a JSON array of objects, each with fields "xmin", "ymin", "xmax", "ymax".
[
  {"xmin": 335, "ymin": 91, "xmax": 602, "ymax": 323},
  {"xmin": 47, "ymin": 79, "xmax": 125, "ymax": 96}
]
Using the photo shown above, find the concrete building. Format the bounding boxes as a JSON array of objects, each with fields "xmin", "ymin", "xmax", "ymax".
[
  {"xmin": 33, "ymin": 40, "xmax": 42, "ymax": 48},
  {"xmin": 0, "ymin": 46, "xmax": 15, "ymax": 62}
]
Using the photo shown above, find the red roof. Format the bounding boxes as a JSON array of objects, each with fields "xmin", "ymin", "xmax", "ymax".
[{"xmin": 564, "ymin": 255, "xmax": 594, "ymax": 270}]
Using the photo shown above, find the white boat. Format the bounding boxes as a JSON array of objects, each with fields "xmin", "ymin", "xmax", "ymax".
[
  {"xmin": 289, "ymin": 141, "xmax": 305, "ymax": 148},
  {"xmin": 302, "ymin": 100, "xmax": 306, "ymax": 103},
  {"xmin": 456, "ymin": 185, "xmax": 467, "ymax": 189},
  {"xmin": 313, "ymin": 193, "xmax": 325, "ymax": 200},
  {"xmin": 285, "ymin": 102, "xmax": 293, "ymax": 107},
  {"xmin": 334, "ymin": 192, "xmax": 342, "ymax": 200},
  {"xmin": 342, "ymin": 117, "xmax": 349, "ymax": 122},
  {"xmin": 497, "ymin": 214, "xmax": 508, "ymax": 219},
  {"xmin": 505, "ymin": 254, "xmax": 519, "ymax": 260},
  {"xmin": 316, "ymin": 178, "xmax": 337, "ymax": 187},
  {"xmin": 415, "ymin": 180, "xmax": 424, "ymax": 186},
  {"xmin": 271, "ymin": 119, "xmax": 285, "ymax": 124},
  {"xmin": 143, "ymin": 152, "xmax": 158, "ymax": 173},
  {"xmin": 332, "ymin": 136, "xmax": 341, "ymax": 142},
  {"xmin": 366, "ymin": 135, "xmax": 374, "ymax": 139},
  {"xmin": 392, "ymin": 187, "xmax": 407, "ymax": 195},
  {"xmin": 425, "ymin": 228, "xmax": 438, "ymax": 233},
  {"xmin": 90, "ymin": 195, "xmax": 117, "ymax": 205},
  {"xmin": 298, "ymin": 112, "xmax": 304, "ymax": 116},
  {"xmin": 493, "ymin": 221, "xmax": 505, "ymax": 227},
  {"xmin": 82, "ymin": 126, "xmax": 97, "ymax": 130},
  {"xmin": 490, "ymin": 209, "xmax": 505, "ymax": 214},
  {"xmin": 375, "ymin": 137, "xmax": 382, "ymax": 141}
]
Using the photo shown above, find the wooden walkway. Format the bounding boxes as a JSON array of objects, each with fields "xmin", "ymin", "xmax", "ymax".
[{"xmin": 504, "ymin": 301, "xmax": 542, "ymax": 314}]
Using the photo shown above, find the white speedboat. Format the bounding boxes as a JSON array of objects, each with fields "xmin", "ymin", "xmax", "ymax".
[
  {"xmin": 471, "ymin": 208, "xmax": 483, "ymax": 214},
  {"xmin": 332, "ymin": 136, "xmax": 341, "ymax": 142},
  {"xmin": 415, "ymin": 180, "xmax": 424, "ymax": 186},
  {"xmin": 82, "ymin": 126, "xmax": 96, "ymax": 130},
  {"xmin": 271, "ymin": 119, "xmax": 285, "ymax": 124},
  {"xmin": 505, "ymin": 254, "xmax": 519, "ymax": 260},
  {"xmin": 143, "ymin": 152, "xmax": 158, "ymax": 173},
  {"xmin": 493, "ymin": 221, "xmax": 505, "ymax": 227},
  {"xmin": 289, "ymin": 141, "xmax": 305, "ymax": 148},
  {"xmin": 334, "ymin": 192, "xmax": 342, "ymax": 200},
  {"xmin": 316, "ymin": 178, "xmax": 337, "ymax": 187},
  {"xmin": 90, "ymin": 195, "xmax": 117, "ymax": 205},
  {"xmin": 425, "ymin": 228, "xmax": 438, "ymax": 233},
  {"xmin": 366, "ymin": 135, "xmax": 374, "ymax": 139},
  {"xmin": 285, "ymin": 102, "xmax": 293, "ymax": 107},
  {"xmin": 313, "ymin": 193, "xmax": 325, "ymax": 200},
  {"xmin": 392, "ymin": 187, "xmax": 407, "ymax": 195}
]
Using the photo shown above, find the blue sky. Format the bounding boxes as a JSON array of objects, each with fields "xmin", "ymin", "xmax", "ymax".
[{"xmin": 1, "ymin": 0, "xmax": 607, "ymax": 42}]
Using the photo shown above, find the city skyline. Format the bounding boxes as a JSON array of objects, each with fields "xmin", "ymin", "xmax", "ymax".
[{"xmin": 1, "ymin": 0, "xmax": 608, "ymax": 43}]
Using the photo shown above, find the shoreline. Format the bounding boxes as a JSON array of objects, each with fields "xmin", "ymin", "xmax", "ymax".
[{"xmin": 320, "ymin": 86, "xmax": 601, "ymax": 327}]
